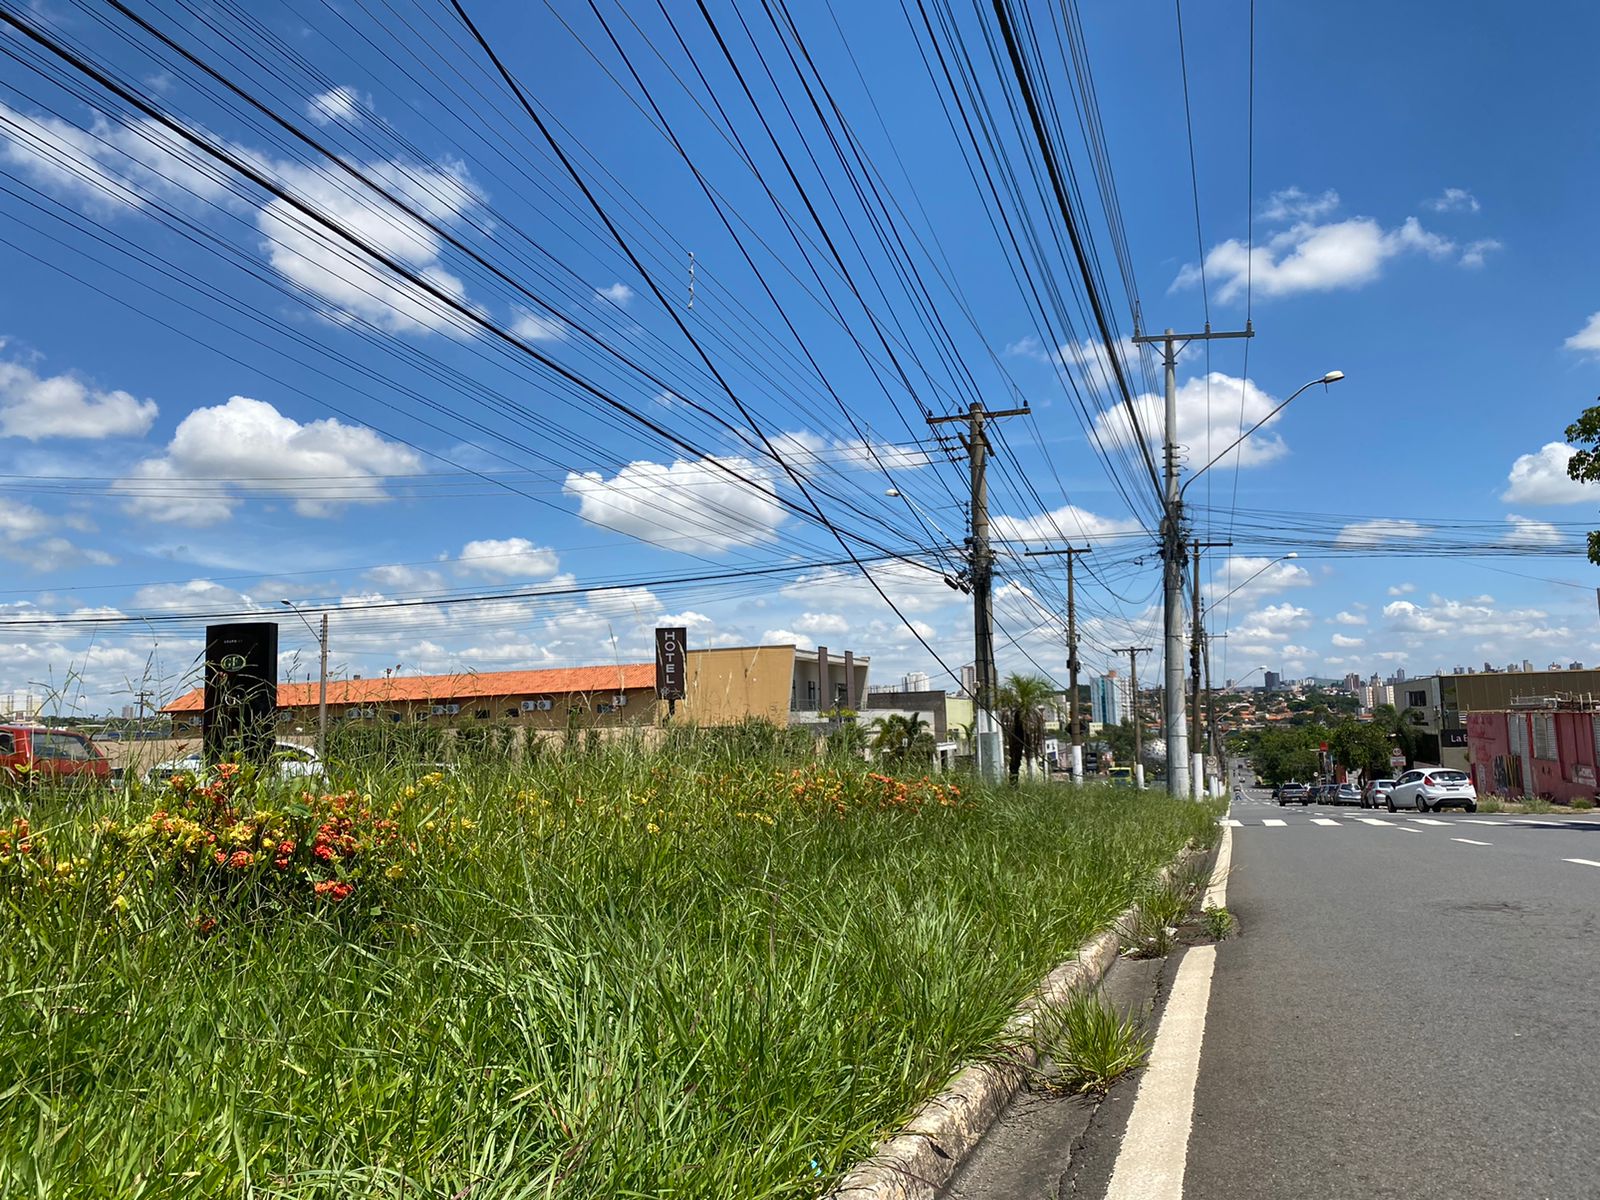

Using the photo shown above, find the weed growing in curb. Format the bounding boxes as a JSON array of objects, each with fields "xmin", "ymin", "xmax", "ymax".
[
  {"xmin": 1202, "ymin": 905, "xmax": 1237, "ymax": 940},
  {"xmin": 1573, "ymin": 797, "xmax": 1594, "ymax": 811},
  {"xmin": 1038, "ymin": 992, "xmax": 1150, "ymax": 1096}
]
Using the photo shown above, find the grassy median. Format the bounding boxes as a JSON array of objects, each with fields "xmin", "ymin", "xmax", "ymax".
[{"xmin": 0, "ymin": 734, "xmax": 1215, "ymax": 1198}]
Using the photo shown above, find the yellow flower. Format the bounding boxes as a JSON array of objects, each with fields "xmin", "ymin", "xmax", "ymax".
[
  {"xmin": 111, "ymin": 894, "xmax": 130, "ymax": 913},
  {"xmin": 386, "ymin": 863, "xmax": 406, "ymax": 880},
  {"xmin": 646, "ymin": 822, "xmax": 660, "ymax": 835}
]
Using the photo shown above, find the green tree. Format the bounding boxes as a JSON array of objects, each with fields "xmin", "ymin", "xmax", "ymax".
[
  {"xmin": 1565, "ymin": 401, "xmax": 1600, "ymax": 563},
  {"xmin": 998, "ymin": 673, "xmax": 1054, "ymax": 784},
  {"xmin": 1252, "ymin": 725, "xmax": 1325, "ymax": 786},
  {"xmin": 1328, "ymin": 719, "xmax": 1394, "ymax": 779},
  {"xmin": 869, "ymin": 713, "xmax": 934, "ymax": 766}
]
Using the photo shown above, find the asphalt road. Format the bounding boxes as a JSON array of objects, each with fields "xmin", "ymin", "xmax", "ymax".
[
  {"xmin": 946, "ymin": 780, "xmax": 1600, "ymax": 1200},
  {"xmin": 1185, "ymin": 785, "xmax": 1600, "ymax": 1199}
]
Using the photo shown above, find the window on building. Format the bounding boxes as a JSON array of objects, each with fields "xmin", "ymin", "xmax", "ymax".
[
  {"xmin": 596, "ymin": 702, "xmax": 613, "ymax": 715},
  {"xmin": 1533, "ymin": 714, "xmax": 1556, "ymax": 761},
  {"xmin": 1406, "ymin": 690, "xmax": 1427, "ymax": 709},
  {"xmin": 474, "ymin": 709, "xmax": 490, "ymax": 720},
  {"xmin": 0, "ymin": 731, "xmax": 13, "ymax": 755},
  {"xmin": 807, "ymin": 680, "xmax": 817, "ymax": 704},
  {"xmin": 504, "ymin": 708, "xmax": 518, "ymax": 719},
  {"xmin": 1509, "ymin": 716, "xmax": 1528, "ymax": 756}
]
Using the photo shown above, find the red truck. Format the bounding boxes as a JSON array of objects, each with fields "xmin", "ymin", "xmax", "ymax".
[{"xmin": 0, "ymin": 724, "xmax": 110, "ymax": 785}]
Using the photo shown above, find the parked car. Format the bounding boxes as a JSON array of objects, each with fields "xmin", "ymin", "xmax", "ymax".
[
  {"xmin": 147, "ymin": 741, "xmax": 325, "ymax": 786},
  {"xmin": 1388, "ymin": 767, "xmax": 1477, "ymax": 813},
  {"xmin": 1331, "ymin": 783, "xmax": 1362, "ymax": 806},
  {"xmin": 1278, "ymin": 781, "xmax": 1310, "ymax": 806},
  {"xmin": 0, "ymin": 724, "xmax": 111, "ymax": 785},
  {"xmin": 1361, "ymin": 778, "xmax": 1397, "ymax": 809}
]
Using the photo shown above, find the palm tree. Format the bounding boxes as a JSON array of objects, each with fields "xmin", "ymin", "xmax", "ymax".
[
  {"xmin": 999, "ymin": 673, "xmax": 1054, "ymax": 784},
  {"xmin": 871, "ymin": 713, "xmax": 933, "ymax": 766}
]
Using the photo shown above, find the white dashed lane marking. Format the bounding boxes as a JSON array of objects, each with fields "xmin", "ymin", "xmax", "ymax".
[
  {"xmin": 1357, "ymin": 818, "xmax": 1393, "ymax": 826},
  {"xmin": 1311, "ymin": 818, "xmax": 1340, "ymax": 826},
  {"xmin": 1452, "ymin": 838, "xmax": 1492, "ymax": 846},
  {"xmin": 1262, "ymin": 818, "xmax": 1286, "ymax": 827},
  {"xmin": 1563, "ymin": 858, "xmax": 1600, "ymax": 868},
  {"xmin": 1222, "ymin": 819, "xmax": 1243, "ymax": 827},
  {"xmin": 1410, "ymin": 818, "xmax": 1451, "ymax": 826},
  {"xmin": 1462, "ymin": 819, "xmax": 1508, "ymax": 826}
]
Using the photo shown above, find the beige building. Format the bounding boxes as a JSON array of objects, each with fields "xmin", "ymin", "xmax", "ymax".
[{"xmin": 162, "ymin": 644, "xmax": 870, "ymax": 732}]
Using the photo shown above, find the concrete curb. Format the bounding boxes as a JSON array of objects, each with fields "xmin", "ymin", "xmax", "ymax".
[{"xmin": 828, "ymin": 840, "xmax": 1213, "ymax": 1200}]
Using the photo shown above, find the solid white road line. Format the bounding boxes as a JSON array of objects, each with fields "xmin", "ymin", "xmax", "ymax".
[
  {"xmin": 1262, "ymin": 818, "xmax": 1286, "ymax": 827},
  {"xmin": 1103, "ymin": 943, "xmax": 1218, "ymax": 1200},
  {"xmin": 1357, "ymin": 818, "xmax": 1393, "ymax": 826},
  {"xmin": 1563, "ymin": 858, "xmax": 1600, "ymax": 868},
  {"xmin": 1311, "ymin": 818, "xmax": 1340, "ymax": 826},
  {"xmin": 1204, "ymin": 823, "xmax": 1231, "ymax": 910},
  {"xmin": 1410, "ymin": 818, "xmax": 1451, "ymax": 826},
  {"xmin": 1453, "ymin": 838, "xmax": 1492, "ymax": 846}
]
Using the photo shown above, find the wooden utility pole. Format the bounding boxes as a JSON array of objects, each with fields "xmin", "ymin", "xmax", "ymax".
[
  {"xmin": 928, "ymin": 402, "xmax": 1029, "ymax": 783},
  {"xmin": 1190, "ymin": 539, "xmax": 1231, "ymax": 799},
  {"xmin": 1025, "ymin": 545, "xmax": 1092, "ymax": 781}
]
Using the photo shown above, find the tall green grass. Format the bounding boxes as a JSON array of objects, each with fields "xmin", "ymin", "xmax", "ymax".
[{"xmin": 0, "ymin": 736, "xmax": 1215, "ymax": 1198}]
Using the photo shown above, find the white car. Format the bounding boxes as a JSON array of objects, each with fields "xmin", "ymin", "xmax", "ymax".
[
  {"xmin": 1388, "ymin": 767, "xmax": 1477, "ymax": 813},
  {"xmin": 147, "ymin": 741, "xmax": 324, "ymax": 785}
]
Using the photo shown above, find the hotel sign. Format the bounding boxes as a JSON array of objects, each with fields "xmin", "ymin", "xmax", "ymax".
[{"xmin": 655, "ymin": 626, "xmax": 687, "ymax": 700}]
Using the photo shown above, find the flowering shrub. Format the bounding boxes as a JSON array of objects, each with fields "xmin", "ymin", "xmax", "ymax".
[{"xmin": 107, "ymin": 765, "xmax": 419, "ymax": 914}]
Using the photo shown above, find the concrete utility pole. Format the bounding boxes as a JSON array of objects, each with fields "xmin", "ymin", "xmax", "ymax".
[
  {"xmin": 929, "ymin": 402, "xmax": 1029, "ymax": 783},
  {"xmin": 1114, "ymin": 646, "xmax": 1152, "ymax": 789},
  {"xmin": 1025, "ymin": 546, "xmax": 1092, "ymax": 782},
  {"xmin": 1131, "ymin": 324, "xmax": 1253, "ymax": 797},
  {"xmin": 1190, "ymin": 538, "xmax": 1231, "ymax": 799},
  {"xmin": 317, "ymin": 612, "xmax": 329, "ymax": 762}
]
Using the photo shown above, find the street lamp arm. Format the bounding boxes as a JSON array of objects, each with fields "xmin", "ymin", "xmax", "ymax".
[
  {"xmin": 1178, "ymin": 373, "xmax": 1343, "ymax": 502},
  {"xmin": 279, "ymin": 599, "xmax": 320, "ymax": 642},
  {"xmin": 1211, "ymin": 553, "xmax": 1299, "ymax": 611}
]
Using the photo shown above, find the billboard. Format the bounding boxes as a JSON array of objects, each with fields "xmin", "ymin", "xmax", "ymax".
[
  {"xmin": 655, "ymin": 626, "xmax": 688, "ymax": 701},
  {"xmin": 203, "ymin": 622, "xmax": 279, "ymax": 767}
]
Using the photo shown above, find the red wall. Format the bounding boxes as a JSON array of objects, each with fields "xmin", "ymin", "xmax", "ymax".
[{"xmin": 1467, "ymin": 710, "xmax": 1600, "ymax": 803}]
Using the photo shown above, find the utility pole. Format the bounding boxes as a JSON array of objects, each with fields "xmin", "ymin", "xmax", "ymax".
[
  {"xmin": 317, "ymin": 612, "xmax": 329, "ymax": 763},
  {"xmin": 1131, "ymin": 324, "xmax": 1253, "ymax": 797},
  {"xmin": 1113, "ymin": 646, "xmax": 1152, "ymax": 789},
  {"xmin": 1025, "ymin": 546, "xmax": 1092, "ymax": 782},
  {"xmin": 929, "ymin": 401, "xmax": 1029, "ymax": 783},
  {"xmin": 1190, "ymin": 539, "xmax": 1231, "ymax": 799}
]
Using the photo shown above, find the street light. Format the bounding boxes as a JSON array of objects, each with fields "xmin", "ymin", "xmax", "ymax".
[
  {"xmin": 885, "ymin": 487, "xmax": 971, "ymax": 592},
  {"xmin": 1233, "ymin": 664, "xmax": 1272, "ymax": 690},
  {"xmin": 1180, "ymin": 373, "xmax": 1344, "ymax": 500},
  {"xmin": 1212, "ymin": 553, "xmax": 1299, "ymax": 611},
  {"xmin": 279, "ymin": 600, "xmax": 328, "ymax": 761}
]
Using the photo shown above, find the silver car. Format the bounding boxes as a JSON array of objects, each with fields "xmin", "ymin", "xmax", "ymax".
[
  {"xmin": 1389, "ymin": 768, "xmax": 1477, "ymax": 813},
  {"xmin": 147, "ymin": 741, "xmax": 324, "ymax": 785}
]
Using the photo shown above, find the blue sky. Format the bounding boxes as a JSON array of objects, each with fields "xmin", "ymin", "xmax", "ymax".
[{"xmin": 1, "ymin": 0, "xmax": 1597, "ymax": 714}]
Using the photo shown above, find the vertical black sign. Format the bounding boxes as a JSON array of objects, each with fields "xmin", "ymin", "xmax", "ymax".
[
  {"xmin": 655, "ymin": 626, "xmax": 688, "ymax": 701},
  {"xmin": 203, "ymin": 622, "xmax": 279, "ymax": 767}
]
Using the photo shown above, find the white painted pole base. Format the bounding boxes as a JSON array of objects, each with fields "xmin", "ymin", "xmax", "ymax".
[
  {"xmin": 1134, "ymin": 763, "xmax": 1146, "ymax": 790},
  {"xmin": 1071, "ymin": 744, "xmax": 1083, "ymax": 784},
  {"xmin": 1191, "ymin": 753, "xmax": 1204, "ymax": 801}
]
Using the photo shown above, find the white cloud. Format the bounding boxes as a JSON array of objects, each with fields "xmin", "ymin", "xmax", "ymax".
[
  {"xmin": 1330, "ymin": 633, "xmax": 1364, "ymax": 648},
  {"xmin": 1205, "ymin": 555, "xmax": 1313, "ymax": 605},
  {"xmin": 1566, "ymin": 314, "xmax": 1600, "ymax": 356},
  {"xmin": 1332, "ymin": 610, "xmax": 1366, "ymax": 626},
  {"xmin": 767, "ymin": 430, "xmax": 931, "ymax": 472},
  {"xmin": 0, "ymin": 101, "xmax": 232, "ymax": 212},
  {"xmin": 1233, "ymin": 602, "xmax": 1313, "ymax": 643},
  {"xmin": 511, "ymin": 310, "xmax": 568, "ymax": 342},
  {"xmin": 0, "ymin": 357, "xmax": 157, "ymax": 440},
  {"xmin": 1383, "ymin": 595, "xmax": 1567, "ymax": 642},
  {"xmin": 364, "ymin": 563, "xmax": 445, "ymax": 592},
  {"xmin": 563, "ymin": 456, "xmax": 787, "ymax": 552},
  {"xmin": 1504, "ymin": 514, "xmax": 1561, "ymax": 547},
  {"xmin": 596, "ymin": 283, "xmax": 634, "ymax": 306},
  {"xmin": 1173, "ymin": 215, "xmax": 1457, "ymax": 302},
  {"xmin": 456, "ymin": 537, "xmax": 561, "ymax": 579},
  {"xmin": 760, "ymin": 628, "xmax": 816, "ymax": 651},
  {"xmin": 307, "ymin": 87, "xmax": 362, "ymax": 126},
  {"xmin": 1459, "ymin": 239, "xmax": 1501, "ymax": 268},
  {"xmin": 1501, "ymin": 442, "xmax": 1596, "ymax": 505},
  {"xmin": 1424, "ymin": 187, "xmax": 1480, "ymax": 213},
  {"xmin": 114, "ymin": 395, "xmax": 421, "ymax": 525},
  {"xmin": 1387, "ymin": 582, "xmax": 1416, "ymax": 596},
  {"xmin": 991, "ymin": 503, "xmax": 1141, "ymax": 544},
  {"xmin": 793, "ymin": 611, "xmax": 850, "ymax": 635},
  {"xmin": 1259, "ymin": 187, "xmax": 1341, "ymax": 224},
  {"xmin": 1093, "ymin": 372, "xmax": 1295, "ymax": 473},
  {"xmin": 257, "ymin": 156, "xmax": 478, "ymax": 337},
  {"xmin": 1335, "ymin": 519, "xmax": 1429, "ymax": 547}
]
